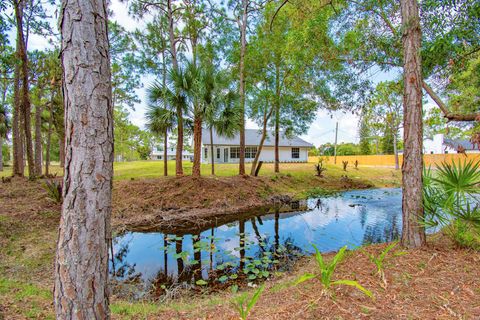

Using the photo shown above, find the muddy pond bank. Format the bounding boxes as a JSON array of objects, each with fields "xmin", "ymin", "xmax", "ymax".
[{"xmin": 112, "ymin": 174, "xmax": 374, "ymax": 233}]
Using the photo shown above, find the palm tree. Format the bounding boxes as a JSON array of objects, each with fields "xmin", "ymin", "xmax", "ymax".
[
  {"xmin": 148, "ymin": 67, "xmax": 191, "ymax": 176},
  {"xmin": 204, "ymin": 89, "xmax": 240, "ymax": 175},
  {"xmin": 145, "ymin": 104, "xmax": 176, "ymax": 176}
]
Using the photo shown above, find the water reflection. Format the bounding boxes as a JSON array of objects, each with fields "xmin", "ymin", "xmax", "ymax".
[{"xmin": 110, "ymin": 188, "xmax": 402, "ymax": 292}]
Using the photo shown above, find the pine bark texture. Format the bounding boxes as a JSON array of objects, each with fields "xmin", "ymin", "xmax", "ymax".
[
  {"xmin": 54, "ymin": 0, "xmax": 113, "ymax": 318},
  {"xmin": 400, "ymin": 0, "xmax": 426, "ymax": 248}
]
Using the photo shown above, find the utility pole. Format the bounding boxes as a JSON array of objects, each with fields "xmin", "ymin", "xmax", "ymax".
[{"xmin": 334, "ymin": 121, "xmax": 338, "ymax": 164}]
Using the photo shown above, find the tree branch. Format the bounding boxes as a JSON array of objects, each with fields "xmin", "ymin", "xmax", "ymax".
[{"xmin": 422, "ymin": 81, "xmax": 480, "ymax": 122}]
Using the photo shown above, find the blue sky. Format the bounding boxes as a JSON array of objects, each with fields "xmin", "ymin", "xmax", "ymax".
[{"xmin": 7, "ymin": 0, "xmax": 402, "ymax": 147}]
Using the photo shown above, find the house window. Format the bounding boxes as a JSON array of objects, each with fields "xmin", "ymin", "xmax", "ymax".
[
  {"xmin": 204, "ymin": 148, "xmax": 208, "ymax": 159},
  {"xmin": 217, "ymin": 148, "xmax": 221, "ymax": 159},
  {"xmin": 245, "ymin": 147, "xmax": 257, "ymax": 159},
  {"xmin": 230, "ymin": 147, "xmax": 240, "ymax": 159},
  {"xmin": 292, "ymin": 147, "xmax": 300, "ymax": 159}
]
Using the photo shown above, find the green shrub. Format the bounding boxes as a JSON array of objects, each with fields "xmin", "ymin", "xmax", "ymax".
[
  {"xmin": 43, "ymin": 179, "xmax": 62, "ymax": 203},
  {"xmin": 423, "ymin": 160, "xmax": 480, "ymax": 249}
]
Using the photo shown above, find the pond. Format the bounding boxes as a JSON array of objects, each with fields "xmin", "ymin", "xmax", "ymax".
[{"xmin": 110, "ymin": 188, "xmax": 402, "ymax": 294}]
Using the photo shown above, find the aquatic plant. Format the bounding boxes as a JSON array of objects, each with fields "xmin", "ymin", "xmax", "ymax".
[
  {"xmin": 296, "ymin": 245, "xmax": 372, "ymax": 298},
  {"xmin": 230, "ymin": 284, "xmax": 265, "ymax": 320}
]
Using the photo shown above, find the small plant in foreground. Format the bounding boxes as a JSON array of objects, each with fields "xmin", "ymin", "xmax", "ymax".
[
  {"xmin": 342, "ymin": 161, "xmax": 348, "ymax": 171},
  {"xmin": 230, "ymin": 284, "xmax": 265, "ymax": 320},
  {"xmin": 296, "ymin": 245, "xmax": 372, "ymax": 298},
  {"xmin": 362, "ymin": 242, "xmax": 405, "ymax": 287},
  {"xmin": 43, "ymin": 179, "xmax": 62, "ymax": 203}
]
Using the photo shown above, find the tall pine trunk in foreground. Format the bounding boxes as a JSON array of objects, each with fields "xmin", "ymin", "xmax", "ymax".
[
  {"xmin": 400, "ymin": 0, "xmax": 426, "ymax": 248},
  {"xmin": 54, "ymin": 0, "xmax": 113, "ymax": 318}
]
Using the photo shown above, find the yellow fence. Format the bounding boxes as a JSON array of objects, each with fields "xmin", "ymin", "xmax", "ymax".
[{"xmin": 308, "ymin": 153, "xmax": 480, "ymax": 167}]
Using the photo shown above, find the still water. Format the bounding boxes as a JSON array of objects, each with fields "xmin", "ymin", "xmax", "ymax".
[{"xmin": 111, "ymin": 188, "xmax": 402, "ymax": 288}]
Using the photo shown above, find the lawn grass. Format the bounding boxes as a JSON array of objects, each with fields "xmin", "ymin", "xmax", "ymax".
[{"xmin": 1, "ymin": 160, "xmax": 402, "ymax": 188}]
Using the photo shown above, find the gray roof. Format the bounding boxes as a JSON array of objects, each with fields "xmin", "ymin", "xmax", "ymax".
[
  {"xmin": 444, "ymin": 138, "xmax": 476, "ymax": 150},
  {"xmin": 202, "ymin": 128, "xmax": 313, "ymax": 148}
]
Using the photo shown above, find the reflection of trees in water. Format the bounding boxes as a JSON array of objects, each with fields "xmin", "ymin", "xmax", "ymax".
[
  {"xmin": 362, "ymin": 214, "xmax": 400, "ymax": 244},
  {"xmin": 110, "ymin": 240, "xmax": 141, "ymax": 281},
  {"xmin": 359, "ymin": 206, "xmax": 368, "ymax": 228},
  {"xmin": 314, "ymin": 198, "xmax": 330, "ymax": 216}
]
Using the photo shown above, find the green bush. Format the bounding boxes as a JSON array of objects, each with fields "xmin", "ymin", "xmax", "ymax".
[{"xmin": 423, "ymin": 160, "xmax": 480, "ymax": 249}]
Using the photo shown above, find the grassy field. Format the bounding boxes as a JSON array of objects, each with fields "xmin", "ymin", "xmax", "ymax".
[{"xmin": 1, "ymin": 160, "xmax": 402, "ymax": 188}]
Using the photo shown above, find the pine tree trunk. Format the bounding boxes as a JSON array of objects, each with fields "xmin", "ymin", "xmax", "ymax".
[
  {"xmin": 0, "ymin": 136, "xmax": 3, "ymax": 171},
  {"xmin": 274, "ymin": 65, "xmax": 280, "ymax": 173},
  {"xmin": 400, "ymin": 0, "xmax": 426, "ymax": 248},
  {"xmin": 394, "ymin": 131, "xmax": 399, "ymax": 170},
  {"xmin": 12, "ymin": 9, "xmax": 24, "ymax": 177},
  {"xmin": 59, "ymin": 135, "xmax": 65, "ymax": 168},
  {"xmin": 192, "ymin": 115, "xmax": 202, "ymax": 177},
  {"xmin": 45, "ymin": 116, "xmax": 52, "ymax": 176},
  {"xmin": 54, "ymin": 0, "xmax": 113, "ymax": 318},
  {"xmin": 167, "ymin": 0, "xmax": 183, "ymax": 176},
  {"xmin": 238, "ymin": 0, "xmax": 247, "ymax": 176},
  {"xmin": 163, "ymin": 130, "xmax": 168, "ymax": 176},
  {"xmin": 45, "ymin": 93, "xmax": 54, "ymax": 176},
  {"xmin": 34, "ymin": 102, "xmax": 43, "ymax": 176},
  {"xmin": 251, "ymin": 105, "xmax": 274, "ymax": 176},
  {"xmin": 210, "ymin": 126, "xmax": 215, "ymax": 175},
  {"xmin": 14, "ymin": 0, "xmax": 35, "ymax": 179}
]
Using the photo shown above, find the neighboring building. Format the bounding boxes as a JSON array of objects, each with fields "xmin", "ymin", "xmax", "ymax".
[
  {"xmin": 201, "ymin": 128, "xmax": 313, "ymax": 164},
  {"xmin": 151, "ymin": 145, "xmax": 194, "ymax": 161},
  {"xmin": 423, "ymin": 134, "xmax": 479, "ymax": 154}
]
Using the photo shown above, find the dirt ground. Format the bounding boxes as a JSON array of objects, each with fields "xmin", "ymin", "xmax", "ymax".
[
  {"xmin": 150, "ymin": 239, "xmax": 480, "ymax": 320},
  {"xmin": 112, "ymin": 174, "xmax": 372, "ymax": 233}
]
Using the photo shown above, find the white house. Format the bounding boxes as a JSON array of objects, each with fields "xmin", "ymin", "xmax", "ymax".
[
  {"xmin": 201, "ymin": 128, "xmax": 313, "ymax": 164},
  {"xmin": 423, "ymin": 134, "xmax": 479, "ymax": 154},
  {"xmin": 151, "ymin": 145, "xmax": 194, "ymax": 161}
]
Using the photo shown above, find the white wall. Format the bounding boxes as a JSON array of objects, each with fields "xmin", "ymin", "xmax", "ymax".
[
  {"xmin": 424, "ymin": 134, "xmax": 457, "ymax": 154},
  {"xmin": 201, "ymin": 145, "xmax": 309, "ymax": 163}
]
